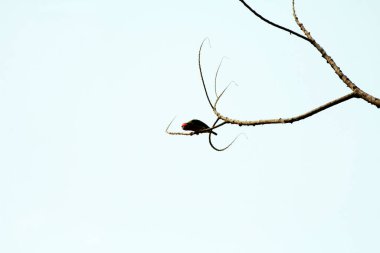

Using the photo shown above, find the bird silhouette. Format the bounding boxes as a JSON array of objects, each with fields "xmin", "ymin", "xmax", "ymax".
[{"xmin": 181, "ymin": 119, "xmax": 217, "ymax": 135}]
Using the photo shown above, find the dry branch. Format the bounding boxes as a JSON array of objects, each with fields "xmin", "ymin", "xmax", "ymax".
[
  {"xmin": 167, "ymin": 0, "xmax": 379, "ymax": 150},
  {"xmin": 291, "ymin": 0, "xmax": 380, "ymax": 107},
  {"xmin": 214, "ymin": 92, "xmax": 358, "ymax": 126}
]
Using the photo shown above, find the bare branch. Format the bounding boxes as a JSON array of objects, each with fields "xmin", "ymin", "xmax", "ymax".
[
  {"xmin": 214, "ymin": 92, "xmax": 358, "ymax": 126},
  {"xmin": 239, "ymin": 0, "xmax": 380, "ymax": 107},
  {"xmin": 291, "ymin": 0, "xmax": 380, "ymax": 108},
  {"xmin": 167, "ymin": 2, "xmax": 379, "ymax": 151},
  {"xmin": 238, "ymin": 0, "xmax": 310, "ymax": 42}
]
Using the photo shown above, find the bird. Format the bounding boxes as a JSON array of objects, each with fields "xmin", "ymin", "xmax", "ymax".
[{"xmin": 181, "ymin": 119, "xmax": 217, "ymax": 135}]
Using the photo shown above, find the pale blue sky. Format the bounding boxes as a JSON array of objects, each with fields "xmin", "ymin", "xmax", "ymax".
[{"xmin": 0, "ymin": 0, "xmax": 379, "ymax": 252}]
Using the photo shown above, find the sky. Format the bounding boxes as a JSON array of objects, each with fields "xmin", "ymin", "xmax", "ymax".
[{"xmin": 0, "ymin": 0, "xmax": 379, "ymax": 252}]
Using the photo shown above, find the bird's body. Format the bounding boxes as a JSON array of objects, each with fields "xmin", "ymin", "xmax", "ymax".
[{"xmin": 181, "ymin": 119, "xmax": 217, "ymax": 135}]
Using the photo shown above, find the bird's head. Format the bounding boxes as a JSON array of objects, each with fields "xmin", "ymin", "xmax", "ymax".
[{"xmin": 181, "ymin": 122, "xmax": 187, "ymax": 130}]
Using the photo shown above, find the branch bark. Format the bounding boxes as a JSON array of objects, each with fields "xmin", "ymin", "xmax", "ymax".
[
  {"xmin": 214, "ymin": 92, "xmax": 358, "ymax": 126},
  {"xmin": 291, "ymin": 0, "xmax": 380, "ymax": 108}
]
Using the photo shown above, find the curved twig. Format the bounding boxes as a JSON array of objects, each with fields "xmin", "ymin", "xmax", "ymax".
[
  {"xmin": 208, "ymin": 118, "xmax": 242, "ymax": 151},
  {"xmin": 238, "ymin": 0, "xmax": 310, "ymax": 42},
  {"xmin": 199, "ymin": 38, "xmax": 214, "ymax": 110}
]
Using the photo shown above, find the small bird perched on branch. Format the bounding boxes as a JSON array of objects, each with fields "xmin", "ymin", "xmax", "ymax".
[{"xmin": 181, "ymin": 119, "xmax": 217, "ymax": 135}]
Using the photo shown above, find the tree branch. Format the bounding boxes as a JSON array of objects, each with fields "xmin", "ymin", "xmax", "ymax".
[
  {"xmin": 238, "ymin": 0, "xmax": 380, "ymax": 108},
  {"xmin": 167, "ymin": 1, "xmax": 379, "ymax": 150},
  {"xmin": 291, "ymin": 0, "xmax": 380, "ymax": 108},
  {"xmin": 214, "ymin": 92, "xmax": 358, "ymax": 126}
]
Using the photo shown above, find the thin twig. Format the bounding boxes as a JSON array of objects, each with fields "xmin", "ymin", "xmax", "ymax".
[
  {"xmin": 238, "ymin": 0, "xmax": 310, "ymax": 42},
  {"xmin": 199, "ymin": 38, "xmax": 214, "ymax": 110},
  {"xmin": 214, "ymin": 57, "xmax": 229, "ymax": 98},
  {"xmin": 214, "ymin": 81, "xmax": 236, "ymax": 109},
  {"xmin": 165, "ymin": 117, "xmax": 194, "ymax": 136}
]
